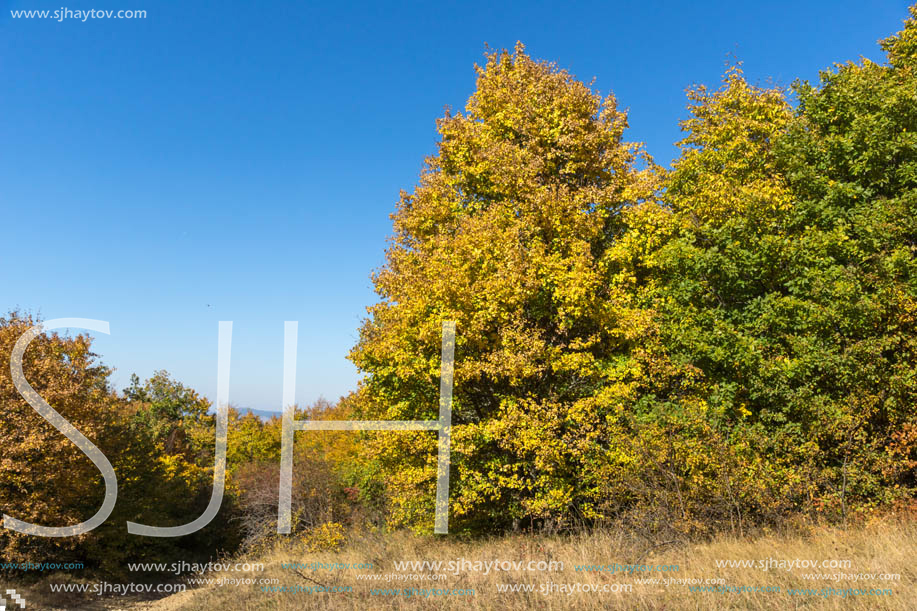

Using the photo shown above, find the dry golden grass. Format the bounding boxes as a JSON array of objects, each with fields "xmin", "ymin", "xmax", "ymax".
[{"xmin": 91, "ymin": 514, "xmax": 917, "ymax": 611}]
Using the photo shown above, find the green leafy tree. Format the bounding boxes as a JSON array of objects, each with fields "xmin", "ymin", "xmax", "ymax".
[
  {"xmin": 646, "ymin": 7, "xmax": 917, "ymax": 525},
  {"xmin": 125, "ymin": 370, "xmax": 214, "ymax": 461},
  {"xmin": 774, "ymin": 7, "xmax": 917, "ymax": 508}
]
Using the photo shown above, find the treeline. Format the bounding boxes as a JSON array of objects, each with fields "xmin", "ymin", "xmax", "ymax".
[
  {"xmin": 2, "ymin": 4, "xmax": 917, "ymax": 575},
  {"xmin": 347, "ymin": 7, "xmax": 917, "ymax": 535}
]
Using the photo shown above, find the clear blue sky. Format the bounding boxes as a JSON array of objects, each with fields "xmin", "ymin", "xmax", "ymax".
[{"xmin": 2, "ymin": 0, "xmax": 912, "ymax": 411}]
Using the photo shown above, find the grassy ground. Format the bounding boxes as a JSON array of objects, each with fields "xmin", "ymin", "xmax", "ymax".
[{"xmin": 16, "ymin": 514, "xmax": 917, "ymax": 610}]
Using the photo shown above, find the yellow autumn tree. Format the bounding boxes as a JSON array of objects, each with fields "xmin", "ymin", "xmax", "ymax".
[
  {"xmin": 0, "ymin": 312, "xmax": 117, "ymax": 561},
  {"xmin": 349, "ymin": 44, "xmax": 660, "ymax": 532}
]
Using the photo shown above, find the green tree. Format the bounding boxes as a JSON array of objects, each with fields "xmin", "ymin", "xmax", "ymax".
[
  {"xmin": 647, "ymin": 6, "xmax": 917, "ymax": 524},
  {"xmin": 125, "ymin": 370, "xmax": 214, "ymax": 461},
  {"xmin": 774, "ymin": 6, "xmax": 917, "ymax": 508}
]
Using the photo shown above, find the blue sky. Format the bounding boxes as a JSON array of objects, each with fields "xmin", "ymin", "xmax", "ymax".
[{"xmin": 1, "ymin": 0, "xmax": 912, "ymax": 411}]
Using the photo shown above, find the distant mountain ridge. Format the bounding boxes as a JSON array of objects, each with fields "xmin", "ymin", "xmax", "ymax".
[{"xmin": 234, "ymin": 407, "xmax": 282, "ymax": 421}]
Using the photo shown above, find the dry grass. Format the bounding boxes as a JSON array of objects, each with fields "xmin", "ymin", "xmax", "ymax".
[{"xmin": 82, "ymin": 513, "xmax": 917, "ymax": 611}]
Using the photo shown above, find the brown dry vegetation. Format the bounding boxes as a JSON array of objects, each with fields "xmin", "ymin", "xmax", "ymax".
[{"xmin": 18, "ymin": 513, "xmax": 915, "ymax": 610}]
